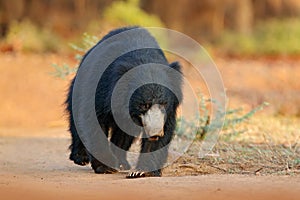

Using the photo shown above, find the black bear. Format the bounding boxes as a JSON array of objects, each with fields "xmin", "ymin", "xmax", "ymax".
[{"xmin": 66, "ymin": 26, "xmax": 182, "ymax": 178}]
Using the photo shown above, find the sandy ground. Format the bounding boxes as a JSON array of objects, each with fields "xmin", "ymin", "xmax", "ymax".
[{"xmin": 1, "ymin": 129, "xmax": 300, "ymax": 200}]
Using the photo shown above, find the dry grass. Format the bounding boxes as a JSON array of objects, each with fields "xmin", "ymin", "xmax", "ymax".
[
  {"xmin": 166, "ymin": 142, "xmax": 300, "ymax": 176},
  {"xmin": 165, "ymin": 115, "xmax": 300, "ymax": 176}
]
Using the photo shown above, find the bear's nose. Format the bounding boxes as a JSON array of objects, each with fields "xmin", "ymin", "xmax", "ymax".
[{"xmin": 144, "ymin": 127, "xmax": 164, "ymax": 137}]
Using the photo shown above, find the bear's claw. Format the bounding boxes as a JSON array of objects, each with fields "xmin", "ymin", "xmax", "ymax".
[{"xmin": 126, "ymin": 171, "xmax": 146, "ymax": 178}]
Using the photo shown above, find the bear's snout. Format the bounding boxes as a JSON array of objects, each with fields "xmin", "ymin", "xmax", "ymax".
[{"xmin": 141, "ymin": 104, "xmax": 165, "ymax": 140}]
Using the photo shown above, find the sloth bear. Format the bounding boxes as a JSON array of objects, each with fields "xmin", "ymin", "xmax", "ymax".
[{"xmin": 66, "ymin": 27, "xmax": 182, "ymax": 178}]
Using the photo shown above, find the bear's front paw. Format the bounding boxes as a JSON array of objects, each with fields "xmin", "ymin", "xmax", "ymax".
[
  {"xmin": 91, "ymin": 159, "xmax": 118, "ymax": 174},
  {"xmin": 70, "ymin": 152, "xmax": 90, "ymax": 166},
  {"xmin": 93, "ymin": 165, "xmax": 118, "ymax": 174}
]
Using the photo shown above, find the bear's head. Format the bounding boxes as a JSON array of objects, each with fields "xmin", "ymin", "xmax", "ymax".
[{"xmin": 129, "ymin": 83, "xmax": 179, "ymax": 141}]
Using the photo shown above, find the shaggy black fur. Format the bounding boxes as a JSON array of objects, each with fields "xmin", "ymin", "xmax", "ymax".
[{"xmin": 66, "ymin": 26, "xmax": 182, "ymax": 178}]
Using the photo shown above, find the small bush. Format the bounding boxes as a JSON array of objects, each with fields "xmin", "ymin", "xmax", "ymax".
[
  {"xmin": 217, "ymin": 18, "xmax": 300, "ymax": 56},
  {"xmin": 51, "ymin": 33, "xmax": 98, "ymax": 79},
  {"xmin": 103, "ymin": 0, "xmax": 164, "ymax": 27},
  {"xmin": 175, "ymin": 94, "xmax": 268, "ymax": 142},
  {"xmin": 5, "ymin": 20, "xmax": 61, "ymax": 53}
]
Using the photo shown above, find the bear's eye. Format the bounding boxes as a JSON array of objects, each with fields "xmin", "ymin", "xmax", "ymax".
[
  {"xmin": 162, "ymin": 102, "xmax": 167, "ymax": 106},
  {"xmin": 160, "ymin": 102, "xmax": 167, "ymax": 108},
  {"xmin": 140, "ymin": 103, "xmax": 150, "ymax": 110}
]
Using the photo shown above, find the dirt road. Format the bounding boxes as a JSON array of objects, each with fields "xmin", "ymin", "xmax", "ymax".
[{"xmin": 1, "ymin": 129, "xmax": 299, "ymax": 200}]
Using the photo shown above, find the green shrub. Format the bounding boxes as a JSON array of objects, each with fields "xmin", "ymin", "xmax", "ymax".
[
  {"xmin": 175, "ymin": 94, "xmax": 268, "ymax": 142},
  {"xmin": 103, "ymin": 0, "xmax": 164, "ymax": 27},
  {"xmin": 5, "ymin": 20, "xmax": 61, "ymax": 53},
  {"xmin": 217, "ymin": 18, "xmax": 300, "ymax": 56},
  {"xmin": 51, "ymin": 32, "xmax": 98, "ymax": 79}
]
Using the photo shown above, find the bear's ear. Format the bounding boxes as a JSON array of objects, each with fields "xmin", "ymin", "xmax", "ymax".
[
  {"xmin": 168, "ymin": 61, "xmax": 183, "ymax": 103},
  {"xmin": 169, "ymin": 61, "xmax": 182, "ymax": 73}
]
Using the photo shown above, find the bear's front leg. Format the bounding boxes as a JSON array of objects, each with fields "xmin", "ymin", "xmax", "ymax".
[
  {"xmin": 126, "ymin": 136, "xmax": 170, "ymax": 178},
  {"xmin": 126, "ymin": 115, "xmax": 177, "ymax": 178}
]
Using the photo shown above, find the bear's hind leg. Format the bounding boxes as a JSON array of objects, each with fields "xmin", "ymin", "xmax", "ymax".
[
  {"xmin": 89, "ymin": 123, "xmax": 119, "ymax": 174},
  {"xmin": 69, "ymin": 122, "xmax": 90, "ymax": 166}
]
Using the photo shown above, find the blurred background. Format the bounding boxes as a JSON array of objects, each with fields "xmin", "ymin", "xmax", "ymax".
[
  {"xmin": 0, "ymin": 0, "xmax": 299, "ymax": 129},
  {"xmin": 2, "ymin": 0, "xmax": 300, "ymax": 54}
]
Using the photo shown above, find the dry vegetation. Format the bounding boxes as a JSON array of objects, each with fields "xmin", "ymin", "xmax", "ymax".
[{"xmin": 166, "ymin": 116, "xmax": 300, "ymax": 176}]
